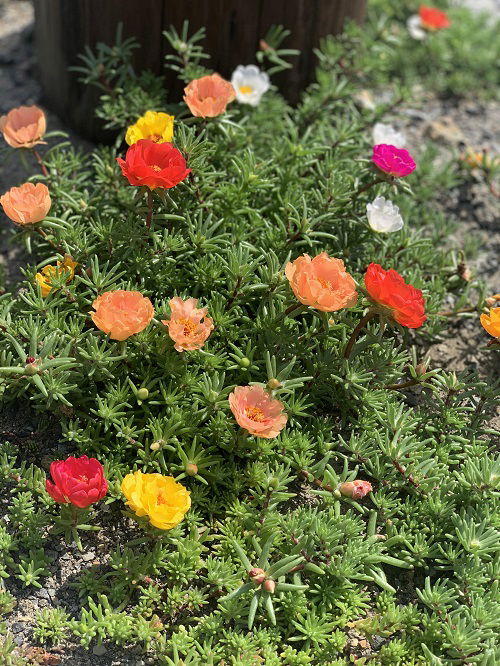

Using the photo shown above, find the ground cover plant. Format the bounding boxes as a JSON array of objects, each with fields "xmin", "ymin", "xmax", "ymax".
[{"xmin": 0, "ymin": 1, "xmax": 499, "ymax": 664}]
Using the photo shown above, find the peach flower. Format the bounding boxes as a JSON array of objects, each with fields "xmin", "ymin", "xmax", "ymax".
[
  {"xmin": 161, "ymin": 297, "xmax": 214, "ymax": 352},
  {"xmin": 183, "ymin": 74, "xmax": 236, "ymax": 118},
  {"xmin": 285, "ymin": 252, "xmax": 358, "ymax": 312},
  {"xmin": 0, "ymin": 182, "xmax": 51, "ymax": 225},
  {"xmin": 0, "ymin": 105, "xmax": 46, "ymax": 148},
  {"xmin": 90, "ymin": 290, "xmax": 154, "ymax": 341},
  {"xmin": 228, "ymin": 385, "xmax": 287, "ymax": 439}
]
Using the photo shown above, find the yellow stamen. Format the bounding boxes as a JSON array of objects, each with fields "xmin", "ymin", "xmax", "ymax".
[
  {"xmin": 148, "ymin": 134, "xmax": 162, "ymax": 143},
  {"xmin": 151, "ymin": 164, "xmax": 162, "ymax": 172},
  {"xmin": 245, "ymin": 406, "xmax": 265, "ymax": 422},
  {"xmin": 317, "ymin": 278, "xmax": 332, "ymax": 289},
  {"xmin": 239, "ymin": 85, "xmax": 253, "ymax": 94}
]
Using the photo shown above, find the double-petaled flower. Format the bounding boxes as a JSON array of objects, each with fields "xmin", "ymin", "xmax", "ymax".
[
  {"xmin": 162, "ymin": 297, "xmax": 214, "ymax": 352},
  {"xmin": 231, "ymin": 65, "xmax": 270, "ymax": 107},
  {"xmin": 46, "ymin": 456, "xmax": 108, "ymax": 508},
  {"xmin": 1, "ymin": 182, "xmax": 51, "ymax": 226},
  {"xmin": 407, "ymin": 5, "xmax": 451, "ymax": 40},
  {"xmin": 35, "ymin": 255, "xmax": 77, "ymax": 297},
  {"xmin": 372, "ymin": 144, "xmax": 416, "ymax": 178},
  {"xmin": 90, "ymin": 290, "xmax": 154, "ymax": 341},
  {"xmin": 125, "ymin": 110, "xmax": 175, "ymax": 146},
  {"xmin": 183, "ymin": 74, "xmax": 236, "ymax": 118},
  {"xmin": 480, "ymin": 308, "xmax": 500, "ymax": 339},
  {"xmin": 116, "ymin": 139, "xmax": 191, "ymax": 190},
  {"xmin": 0, "ymin": 105, "xmax": 46, "ymax": 149},
  {"xmin": 229, "ymin": 385, "xmax": 287, "ymax": 439}
]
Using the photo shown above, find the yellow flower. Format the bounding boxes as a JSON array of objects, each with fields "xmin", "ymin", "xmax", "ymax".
[
  {"xmin": 121, "ymin": 470, "xmax": 191, "ymax": 530},
  {"xmin": 34, "ymin": 255, "xmax": 77, "ymax": 297},
  {"xmin": 480, "ymin": 307, "xmax": 500, "ymax": 339},
  {"xmin": 125, "ymin": 111, "xmax": 174, "ymax": 146}
]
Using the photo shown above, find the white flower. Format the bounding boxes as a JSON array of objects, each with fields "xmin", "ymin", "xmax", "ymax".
[
  {"xmin": 366, "ymin": 196, "xmax": 404, "ymax": 233},
  {"xmin": 372, "ymin": 122, "xmax": 406, "ymax": 148},
  {"xmin": 231, "ymin": 65, "xmax": 270, "ymax": 107},
  {"xmin": 407, "ymin": 15, "xmax": 427, "ymax": 40}
]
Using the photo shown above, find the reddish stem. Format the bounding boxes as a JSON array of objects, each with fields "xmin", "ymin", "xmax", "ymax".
[
  {"xmin": 32, "ymin": 148, "xmax": 48, "ymax": 178},
  {"xmin": 344, "ymin": 310, "xmax": 377, "ymax": 359},
  {"xmin": 145, "ymin": 190, "xmax": 153, "ymax": 230}
]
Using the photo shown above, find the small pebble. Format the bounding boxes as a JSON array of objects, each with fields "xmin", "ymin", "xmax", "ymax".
[{"xmin": 93, "ymin": 644, "xmax": 107, "ymax": 656}]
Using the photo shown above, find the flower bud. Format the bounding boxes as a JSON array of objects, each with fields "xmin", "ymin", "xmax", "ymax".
[
  {"xmin": 339, "ymin": 480, "xmax": 373, "ymax": 500},
  {"xmin": 415, "ymin": 362, "xmax": 428, "ymax": 377},
  {"xmin": 268, "ymin": 477, "xmax": 279, "ymax": 490},
  {"xmin": 24, "ymin": 362, "xmax": 39, "ymax": 376},
  {"xmin": 248, "ymin": 567, "xmax": 266, "ymax": 585},
  {"xmin": 457, "ymin": 262, "xmax": 472, "ymax": 282},
  {"xmin": 137, "ymin": 387, "xmax": 149, "ymax": 400},
  {"xmin": 262, "ymin": 579, "xmax": 275, "ymax": 594},
  {"xmin": 150, "ymin": 441, "xmax": 161, "ymax": 451},
  {"xmin": 185, "ymin": 462, "xmax": 198, "ymax": 477},
  {"xmin": 267, "ymin": 378, "xmax": 281, "ymax": 390},
  {"xmin": 239, "ymin": 357, "xmax": 251, "ymax": 368}
]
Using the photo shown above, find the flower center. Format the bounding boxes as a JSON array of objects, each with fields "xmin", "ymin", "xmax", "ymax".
[
  {"xmin": 157, "ymin": 492, "xmax": 167, "ymax": 505},
  {"xmin": 239, "ymin": 85, "xmax": 253, "ymax": 94},
  {"xmin": 178, "ymin": 318, "xmax": 197, "ymax": 336},
  {"xmin": 317, "ymin": 278, "xmax": 332, "ymax": 289},
  {"xmin": 78, "ymin": 475, "xmax": 88, "ymax": 482},
  {"xmin": 151, "ymin": 164, "xmax": 162, "ymax": 172},
  {"xmin": 245, "ymin": 406, "xmax": 265, "ymax": 422},
  {"xmin": 148, "ymin": 134, "xmax": 162, "ymax": 142}
]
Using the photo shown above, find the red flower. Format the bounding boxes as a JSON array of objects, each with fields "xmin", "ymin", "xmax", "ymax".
[
  {"xmin": 419, "ymin": 5, "xmax": 450, "ymax": 31},
  {"xmin": 116, "ymin": 139, "xmax": 191, "ymax": 189},
  {"xmin": 364, "ymin": 263, "xmax": 426, "ymax": 329},
  {"xmin": 46, "ymin": 455, "xmax": 108, "ymax": 508},
  {"xmin": 339, "ymin": 480, "xmax": 372, "ymax": 499}
]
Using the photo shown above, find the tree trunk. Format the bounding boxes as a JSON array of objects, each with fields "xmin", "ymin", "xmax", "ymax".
[{"xmin": 33, "ymin": 0, "xmax": 367, "ymax": 141}]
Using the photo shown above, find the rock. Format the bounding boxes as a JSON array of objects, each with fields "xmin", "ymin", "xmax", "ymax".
[
  {"xmin": 425, "ymin": 116, "xmax": 465, "ymax": 145},
  {"xmin": 93, "ymin": 644, "xmax": 107, "ymax": 656},
  {"xmin": 11, "ymin": 621, "xmax": 25, "ymax": 633},
  {"xmin": 82, "ymin": 551, "xmax": 96, "ymax": 562}
]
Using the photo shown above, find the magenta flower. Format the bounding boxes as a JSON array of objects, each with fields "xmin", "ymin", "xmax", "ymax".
[{"xmin": 372, "ymin": 144, "xmax": 416, "ymax": 178}]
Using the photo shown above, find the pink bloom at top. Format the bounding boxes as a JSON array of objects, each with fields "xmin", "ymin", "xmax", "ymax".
[
  {"xmin": 161, "ymin": 297, "xmax": 214, "ymax": 352},
  {"xmin": 339, "ymin": 480, "xmax": 372, "ymax": 499},
  {"xmin": 228, "ymin": 385, "xmax": 287, "ymax": 439},
  {"xmin": 372, "ymin": 144, "xmax": 416, "ymax": 178}
]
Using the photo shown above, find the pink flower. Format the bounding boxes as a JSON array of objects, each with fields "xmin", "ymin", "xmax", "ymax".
[
  {"xmin": 372, "ymin": 144, "xmax": 416, "ymax": 178},
  {"xmin": 161, "ymin": 297, "xmax": 214, "ymax": 352},
  {"xmin": 228, "ymin": 385, "xmax": 287, "ymax": 439},
  {"xmin": 339, "ymin": 480, "xmax": 372, "ymax": 500},
  {"xmin": 46, "ymin": 456, "xmax": 108, "ymax": 508}
]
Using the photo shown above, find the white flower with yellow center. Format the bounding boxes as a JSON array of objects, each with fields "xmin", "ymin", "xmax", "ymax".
[
  {"xmin": 407, "ymin": 15, "xmax": 427, "ymax": 40},
  {"xmin": 366, "ymin": 196, "xmax": 404, "ymax": 233},
  {"xmin": 231, "ymin": 65, "xmax": 270, "ymax": 107},
  {"xmin": 372, "ymin": 122, "xmax": 406, "ymax": 149}
]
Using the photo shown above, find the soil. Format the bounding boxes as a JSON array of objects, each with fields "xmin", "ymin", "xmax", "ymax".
[{"xmin": 0, "ymin": 0, "xmax": 499, "ymax": 664}]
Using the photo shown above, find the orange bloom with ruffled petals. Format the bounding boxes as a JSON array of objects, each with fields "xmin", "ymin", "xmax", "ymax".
[
  {"xmin": 480, "ymin": 308, "xmax": 500, "ymax": 339},
  {"xmin": 0, "ymin": 105, "xmax": 46, "ymax": 148},
  {"xmin": 161, "ymin": 297, "xmax": 214, "ymax": 352},
  {"xmin": 285, "ymin": 252, "xmax": 358, "ymax": 312},
  {"xmin": 419, "ymin": 5, "xmax": 450, "ymax": 31},
  {"xmin": 1, "ymin": 182, "xmax": 51, "ymax": 226},
  {"xmin": 229, "ymin": 385, "xmax": 287, "ymax": 439},
  {"xmin": 90, "ymin": 290, "xmax": 154, "ymax": 341},
  {"xmin": 183, "ymin": 74, "xmax": 236, "ymax": 118}
]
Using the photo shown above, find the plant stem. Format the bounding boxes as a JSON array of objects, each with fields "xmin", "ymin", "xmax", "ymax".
[
  {"xmin": 353, "ymin": 177, "xmax": 385, "ymax": 198},
  {"xmin": 34, "ymin": 227, "xmax": 65, "ymax": 254},
  {"xmin": 384, "ymin": 378, "xmax": 420, "ymax": 391},
  {"xmin": 344, "ymin": 310, "xmax": 377, "ymax": 359},
  {"xmin": 145, "ymin": 190, "xmax": 154, "ymax": 230},
  {"xmin": 32, "ymin": 148, "xmax": 48, "ymax": 178},
  {"xmin": 435, "ymin": 306, "xmax": 477, "ymax": 316}
]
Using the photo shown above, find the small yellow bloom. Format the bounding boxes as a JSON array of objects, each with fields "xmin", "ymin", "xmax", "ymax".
[
  {"xmin": 125, "ymin": 111, "xmax": 174, "ymax": 146},
  {"xmin": 480, "ymin": 307, "xmax": 500, "ymax": 339},
  {"xmin": 34, "ymin": 255, "xmax": 77, "ymax": 297},
  {"xmin": 121, "ymin": 470, "xmax": 191, "ymax": 530}
]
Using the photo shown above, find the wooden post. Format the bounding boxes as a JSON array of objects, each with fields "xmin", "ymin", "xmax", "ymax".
[{"xmin": 33, "ymin": 0, "xmax": 367, "ymax": 140}]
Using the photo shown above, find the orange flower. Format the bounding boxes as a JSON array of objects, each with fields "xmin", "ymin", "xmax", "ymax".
[
  {"xmin": 161, "ymin": 297, "xmax": 214, "ymax": 352},
  {"xmin": 90, "ymin": 290, "xmax": 154, "ymax": 341},
  {"xmin": 183, "ymin": 74, "xmax": 236, "ymax": 118},
  {"xmin": 419, "ymin": 5, "xmax": 450, "ymax": 31},
  {"xmin": 480, "ymin": 308, "xmax": 500, "ymax": 339},
  {"xmin": 228, "ymin": 385, "xmax": 287, "ymax": 439},
  {"xmin": 0, "ymin": 182, "xmax": 51, "ymax": 225},
  {"xmin": 0, "ymin": 105, "xmax": 46, "ymax": 148},
  {"xmin": 285, "ymin": 252, "xmax": 358, "ymax": 312}
]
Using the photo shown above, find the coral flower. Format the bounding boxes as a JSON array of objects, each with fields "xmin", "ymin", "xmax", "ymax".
[
  {"xmin": 228, "ymin": 385, "xmax": 287, "ymax": 439},
  {"xmin": 419, "ymin": 5, "xmax": 450, "ymax": 31},
  {"xmin": 372, "ymin": 144, "xmax": 416, "ymax": 178},
  {"xmin": 364, "ymin": 263, "xmax": 426, "ymax": 329},
  {"xmin": 480, "ymin": 308, "xmax": 500, "ymax": 339},
  {"xmin": 1, "ymin": 182, "xmax": 51, "ymax": 226},
  {"xmin": 183, "ymin": 73, "xmax": 236, "ymax": 118},
  {"xmin": 161, "ymin": 297, "xmax": 214, "ymax": 352},
  {"xmin": 121, "ymin": 471, "xmax": 191, "ymax": 530},
  {"xmin": 0, "ymin": 105, "xmax": 46, "ymax": 149},
  {"xmin": 125, "ymin": 110, "xmax": 174, "ymax": 146},
  {"xmin": 46, "ymin": 456, "xmax": 108, "ymax": 508},
  {"xmin": 116, "ymin": 139, "xmax": 191, "ymax": 190},
  {"xmin": 339, "ymin": 480, "xmax": 372, "ymax": 500},
  {"xmin": 35, "ymin": 255, "xmax": 77, "ymax": 297},
  {"xmin": 90, "ymin": 290, "xmax": 154, "ymax": 341},
  {"xmin": 285, "ymin": 252, "xmax": 358, "ymax": 312}
]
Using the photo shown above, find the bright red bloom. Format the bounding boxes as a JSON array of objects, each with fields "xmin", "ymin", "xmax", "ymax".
[
  {"xmin": 339, "ymin": 480, "xmax": 372, "ymax": 499},
  {"xmin": 364, "ymin": 263, "xmax": 426, "ymax": 329},
  {"xmin": 46, "ymin": 456, "xmax": 108, "ymax": 508},
  {"xmin": 419, "ymin": 5, "xmax": 450, "ymax": 30},
  {"xmin": 116, "ymin": 139, "xmax": 191, "ymax": 189},
  {"xmin": 372, "ymin": 144, "xmax": 416, "ymax": 178}
]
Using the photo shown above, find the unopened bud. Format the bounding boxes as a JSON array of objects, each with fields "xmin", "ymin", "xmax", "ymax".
[
  {"xmin": 457, "ymin": 263, "xmax": 472, "ymax": 282},
  {"xmin": 185, "ymin": 462, "xmax": 198, "ymax": 477},
  {"xmin": 415, "ymin": 362, "xmax": 428, "ymax": 377},
  {"xmin": 150, "ymin": 441, "xmax": 161, "ymax": 451},
  {"xmin": 24, "ymin": 363, "xmax": 39, "ymax": 376},
  {"xmin": 137, "ymin": 387, "xmax": 149, "ymax": 400},
  {"xmin": 267, "ymin": 378, "xmax": 281, "ymax": 390},
  {"xmin": 338, "ymin": 480, "xmax": 373, "ymax": 500},
  {"xmin": 25, "ymin": 356, "xmax": 36, "ymax": 364},
  {"xmin": 485, "ymin": 297, "xmax": 497, "ymax": 308},
  {"xmin": 268, "ymin": 477, "xmax": 279, "ymax": 490},
  {"xmin": 248, "ymin": 567, "xmax": 266, "ymax": 585},
  {"xmin": 239, "ymin": 357, "xmax": 251, "ymax": 368},
  {"xmin": 262, "ymin": 579, "xmax": 275, "ymax": 594},
  {"xmin": 259, "ymin": 39, "xmax": 271, "ymax": 51},
  {"xmin": 79, "ymin": 199, "xmax": 87, "ymax": 210}
]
